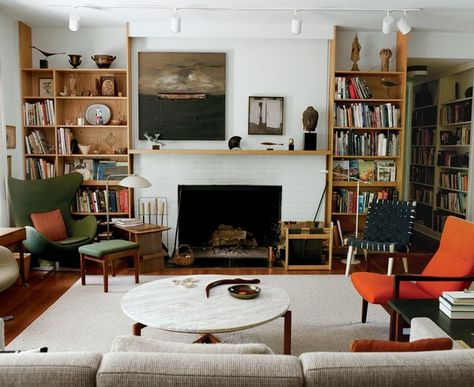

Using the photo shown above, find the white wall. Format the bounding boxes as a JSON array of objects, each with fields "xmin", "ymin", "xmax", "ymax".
[
  {"xmin": 409, "ymin": 32, "xmax": 474, "ymax": 59},
  {"xmin": 0, "ymin": 14, "xmax": 22, "ymax": 178},
  {"xmin": 130, "ymin": 36, "xmax": 330, "ymax": 249}
]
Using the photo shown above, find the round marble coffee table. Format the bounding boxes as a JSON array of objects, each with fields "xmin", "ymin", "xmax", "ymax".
[{"xmin": 121, "ymin": 275, "xmax": 292, "ymax": 354}]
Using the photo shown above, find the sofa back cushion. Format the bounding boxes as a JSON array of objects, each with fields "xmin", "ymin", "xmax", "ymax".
[
  {"xmin": 300, "ymin": 350, "xmax": 474, "ymax": 387},
  {"xmin": 98, "ymin": 352, "xmax": 303, "ymax": 387},
  {"xmin": 350, "ymin": 338, "xmax": 453, "ymax": 352},
  {"xmin": 0, "ymin": 352, "xmax": 101, "ymax": 386}
]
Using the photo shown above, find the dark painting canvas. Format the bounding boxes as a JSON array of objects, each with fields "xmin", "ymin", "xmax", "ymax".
[{"xmin": 138, "ymin": 52, "xmax": 226, "ymax": 141}]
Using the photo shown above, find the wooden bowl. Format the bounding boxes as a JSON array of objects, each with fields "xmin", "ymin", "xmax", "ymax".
[{"xmin": 228, "ymin": 285, "xmax": 261, "ymax": 299}]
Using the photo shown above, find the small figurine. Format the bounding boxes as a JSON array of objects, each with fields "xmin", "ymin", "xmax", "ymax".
[
  {"xmin": 350, "ymin": 33, "xmax": 361, "ymax": 71},
  {"xmin": 144, "ymin": 132, "xmax": 165, "ymax": 150},
  {"xmin": 31, "ymin": 46, "xmax": 65, "ymax": 68},
  {"xmin": 228, "ymin": 136, "xmax": 242, "ymax": 150},
  {"xmin": 379, "ymin": 48, "xmax": 392, "ymax": 72},
  {"xmin": 288, "ymin": 138, "xmax": 295, "ymax": 151},
  {"xmin": 95, "ymin": 108, "xmax": 104, "ymax": 125}
]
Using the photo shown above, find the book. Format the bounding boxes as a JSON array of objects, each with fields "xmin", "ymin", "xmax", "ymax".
[
  {"xmin": 439, "ymin": 296, "xmax": 474, "ymax": 311},
  {"xmin": 375, "ymin": 160, "xmax": 396, "ymax": 182},
  {"xmin": 358, "ymin": 160, "xmax": 375, "ymax": 182},
  {"xmin": 442, "ymin": 291, "xmax": 474, "ymax": 305},
  {"xmin": 349, "ymin": 160, "xmax": 359, "ymax": 179},
  {"xmin": 336, "ymin": 220, "xmax": 344, "ymax": 244},
  {"xmin": 333, "ymin": 160, "xmax": 349, "ymax": 181},
  {"xmin": 439, "ymin": 302, "xmax": 474, "ymax": 319}
]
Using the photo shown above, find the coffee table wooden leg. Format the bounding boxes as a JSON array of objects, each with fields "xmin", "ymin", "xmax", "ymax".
[
  {"xmin": 283, "ymin": 310, "xmax": 292, "ymax": 355},
  {"xmin": 133, "ymin": 322, "xmax": 146, "ymax": 336},
  {"xmin": 194, "ymin": 333, "xmax": 221, "ymax": 344},
  {"xmin": 395, "ymin": 312, "xmax": 404, "ymax": 341}
]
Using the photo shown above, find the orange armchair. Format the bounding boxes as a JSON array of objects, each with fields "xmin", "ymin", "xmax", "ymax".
[{"xmin": 351, "ymin": 216, "xmax": 474, "ymax": 338}]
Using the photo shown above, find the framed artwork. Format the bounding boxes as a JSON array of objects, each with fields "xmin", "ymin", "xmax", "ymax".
[
  {"xmin": 39, "ymin": 78, "xmax": 53, "ymax": 97},
  {"xmin": 6, "ymin": 125, "xmax": 16, "ymax": 149},
  {"xmin": 138, "ymin": 52, "xmax": 226, "ymax": 141},
  {"xmin": 100, "ymin": 76, "xmax": 116, "ymax": 96},
  {"xmin": 248, "ymin": 96, "xmax": 284, "ymax": 135}
]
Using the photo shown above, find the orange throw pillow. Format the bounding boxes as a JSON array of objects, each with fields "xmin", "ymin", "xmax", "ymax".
[
  {"xmin": 30, "ymin": 209, "xmax": 68, "ymax": 241},
  {"xmin": 350, "ymin": 338, "xmax": 453, "ymax": 352}
]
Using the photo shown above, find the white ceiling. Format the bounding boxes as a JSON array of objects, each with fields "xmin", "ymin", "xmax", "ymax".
[{"xmin": 2, "ymin": 0, "xmax": 474, "ymax": 32}]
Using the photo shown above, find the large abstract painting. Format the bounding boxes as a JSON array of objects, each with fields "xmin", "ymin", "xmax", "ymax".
[{"xmin": 138, "ymin": 52, "xmax": 226, "ymax": 141}]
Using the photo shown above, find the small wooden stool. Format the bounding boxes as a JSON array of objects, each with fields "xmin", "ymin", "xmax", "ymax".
[{"xmin": 79, "ymin": 240, "xmax": 140, "ymax": 293}]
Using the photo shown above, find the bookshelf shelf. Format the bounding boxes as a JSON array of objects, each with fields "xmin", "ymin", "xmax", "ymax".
[
  {"xmin": 439, "ymin": 187, "xmax": 468, "ymax": 194},
  {"xmin": 440, "ymin": 121, "xmax": 471, "ymax": 126},
  {"xmin": 327, "ymin": 30, "xmax": 407, "ymax": 238},
  {"xmin": 410, "ymin": 181, "xmax": 434, "ymax": 188},
  {"xmin": 436, "ymin": 207, "xmax": 466, "ymax": 216},
  {"xmin": 18, "ymin": 21, "xmax": 133, "ymax": 221}
]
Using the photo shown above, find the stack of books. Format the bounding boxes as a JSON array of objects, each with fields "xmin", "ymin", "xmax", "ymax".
[
  {"xmin": 111, "ymin": 218, "xmax": 144, "ymax": 227},
  {"xmin": 439, "ymin": 291, "xmax": 474, "ymax": 319}
]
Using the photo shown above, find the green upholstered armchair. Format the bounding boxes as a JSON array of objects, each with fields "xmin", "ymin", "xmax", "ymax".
[{"xmin": 6, "ymin": 173, "xmax": 97, "ymax": 266}]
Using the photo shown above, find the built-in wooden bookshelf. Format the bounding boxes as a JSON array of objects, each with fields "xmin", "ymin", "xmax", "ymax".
[
  {"xmin": 409, "ymin": 66, "xmax": 473, "ymax": 239},
  {"xmin": 326, "ymin": 30, "xmax": 407, "ymax": 236},
  {"xmin": 18, "ymin": 22, "xmax": 133, "ymax": 221}
]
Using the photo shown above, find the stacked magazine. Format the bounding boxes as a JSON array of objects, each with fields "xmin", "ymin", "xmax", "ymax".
[
  {"xmin": 111, "ymin": 218, "xmax": 144, "ymax": 227},
  {"xmin": 439, "ymin": 291, "xmax": 474, "ymax": 319}
]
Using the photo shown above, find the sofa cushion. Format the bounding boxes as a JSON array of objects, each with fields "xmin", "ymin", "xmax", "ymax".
[
  {"xmin": 110, "ymin": 335, "xmax": 274, "ymax": 354},
  {"xmin": 350, "ymin": 338, "xmax": 453, "ymax": 352},
  {"xmin": 0, "ymin": 352, "xmax": 101, "ymax": 386},
  {"xmin": 98, "ymin": 352, "xmax": 303, "ymax": 387},
  {"xmin": 30, "ymin": 209, "xmax": 68, "ymax": 241},
  {"xmin": 300, "ymin": 350, "xmax": 474, "ymax": 387}
]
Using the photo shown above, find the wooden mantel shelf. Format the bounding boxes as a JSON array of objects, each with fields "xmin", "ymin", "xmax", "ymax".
[{"xmin": 129, "ymin": 149, "xmax": 331, "ymax": 155}]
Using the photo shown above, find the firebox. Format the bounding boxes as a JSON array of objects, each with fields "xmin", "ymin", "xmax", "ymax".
[{"xmin": 177, "ymin": 185, "xmax": 282, "ymax": 259}]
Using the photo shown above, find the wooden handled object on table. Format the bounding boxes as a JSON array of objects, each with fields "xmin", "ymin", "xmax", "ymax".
[{"xmin": 205, "ymin": 278, "xmax": 260, "ymax": 298}]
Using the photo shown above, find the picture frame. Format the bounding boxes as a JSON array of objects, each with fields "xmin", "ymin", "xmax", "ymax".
[
  {"xmin": 100, "ymin": 75, "xmax": 116, "ymax": 96},
  {"xmin": 38, "ymin": 78, "xmax": 53, "ymax": 97},
  {"xmin": 248, "ymin": 96, "xmax": 284, "ymax": 135},
  {"xmin": 6, "ymin": 125, "xmax": 16, "ymax": 149}
]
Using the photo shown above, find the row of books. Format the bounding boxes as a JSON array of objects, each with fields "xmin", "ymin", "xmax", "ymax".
[
  {"xmin": 436, "ymin": 191, "xmax": 467, "ymax": 214},
  {"xmin": 437, "ymin": 151, "xmax": 469, "ymax": 168},
  {"xmin": 64, "ymin": 159, "xmax": 128, "ymax": 181},
  {"xmin": 410, "ymin": 165, "xmax": 434, "ymax": 186},
  {"xmin": 25, "ymin": 158, "xmax": 55, "ymax": 180},
  {"xmin": 74, "ymin": 188, "xmax": 129, "ymax": 213},
  {"xmin": 333, "ymin": 159, "xmax": 396, "ymax": 182},
  {"xmin": 25, "ymin": 129, "xmax": 54, "ymax": 155},
  {"xmin": 411, "ymin": 147, "xmax": 435, "ymax": 166},
  {"xmin": 24, "ymin": 100, "xmax": 55, "ymax": 126},
  {"xmin": 412, "ymin": 106, "xmax": 437, "ymax": 127},
  {"xmin": 334, "ymin": 131, "xmax": 400, "ymax": 157},
  {"xmin": 440, "ymin": 101, "xmax": 472, "ymax": 124},
  {"xmin": 439, "ymin": 172, "xmax": 469, "ymax": 192},
  {"xmin": 57, "ymin": 127, "xmax": 73, "ymax": 155},
  {"xmin": 440, "ymin": 126, "xmax": 470, "ymax": 146},
  {"xmin": 439, "ymin": 291, "xmax": 474, "ymax": 319},
  {"xmin": 412, "ymin": 128, "xmax": 434, "ymax": 146},
  {"xmin": 410, "ymin": 186, "xmax": 433, "ymax": 205},
  {"xmin": 334, "ymin": 103, "xmax": 400, "ymax": 128},
  {"xmin": 433, "ymin": 211, "xmax": 451, "ymax": 233},
  {"xmin": 334, "ymin": 77, "xmax": 372, "ymax": 99},
  {"xmin": 332, "ymin": 188, "xmax": 399, "ymax": 214}
]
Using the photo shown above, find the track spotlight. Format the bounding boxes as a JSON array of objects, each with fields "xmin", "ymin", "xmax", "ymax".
[
  {"xmin": 291, "ymin": 10, "xmax": 302, "ymax": 34},
  {"xmin": 171, "ymin": 9, "xmax": 181, "ymax": 33},
  {"xmin": 397, "ymin": 11, "xmax": 411, "ymax": 34},
  {"xmin": 382, "ymin": 10, "xmax": 393, "ymax": 34},
  {"xmin": 69, "ymin": 6, "xmax": 80, "ymax": 31}
]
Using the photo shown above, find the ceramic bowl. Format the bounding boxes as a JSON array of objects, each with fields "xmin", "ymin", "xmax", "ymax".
[
  {"xmin": 110, "ymin": 119, "xmax": 121, "ymax": 125},
  {"xmin": 228, "ymin": 285, "xmax": 261, "ymax": 300},
  {"xmin": 91, "ymin": 55, "xmax": 116, "ymax": 69},
  {"xmin": 78, "ymin": 144, "xmax": 91, "ymax": 155}
]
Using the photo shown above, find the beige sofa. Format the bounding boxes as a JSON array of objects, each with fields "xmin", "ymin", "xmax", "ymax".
[{"xmin": 1, "ymin": 318, "xmax": 473, "ymax": 386}]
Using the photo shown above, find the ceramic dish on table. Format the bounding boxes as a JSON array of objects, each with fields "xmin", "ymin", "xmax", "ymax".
[
  {"xmin": 85, "ymin": 103, "xmax": 111, "ymax": 125},
  {"xmin": 228, "ymin": 285, "xmax": 261, "ymax": 299}
]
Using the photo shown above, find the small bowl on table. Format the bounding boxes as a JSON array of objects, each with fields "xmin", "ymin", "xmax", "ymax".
[
  {"xmin": 228, "ymin": 285, "xmax": 261, "ymax": 300},
  {"xmin": 91, "ymin": 54, "xmax": 116, "ymax": 69}
]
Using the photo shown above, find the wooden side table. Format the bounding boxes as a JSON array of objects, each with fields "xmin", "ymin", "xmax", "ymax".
[{"xmin": 114, "ymin": 224, "xmax": 171, "ymax": 273}]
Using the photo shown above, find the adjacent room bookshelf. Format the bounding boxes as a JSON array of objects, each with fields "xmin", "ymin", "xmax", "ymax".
[
  {"xmin": 18, "ymin": 22, "xmax": 133, "ymax": 222},
  {"xmin": 326, "ymin": 30, "xmax": 408, "ymax": 238},
  {"xmin": 409, "ymin": 66, "xmax": 473, "ymax": 239}
]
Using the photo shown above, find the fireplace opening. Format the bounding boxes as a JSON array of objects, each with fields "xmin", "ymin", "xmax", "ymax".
[{"xmin": 177, "ymin": 185, "xmax": 282, "ymax": 260}]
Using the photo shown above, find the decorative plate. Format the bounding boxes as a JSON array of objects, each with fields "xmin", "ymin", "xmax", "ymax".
[
  {"xmin": 228, "ymin": 285, "xmax": 261, "ymax": 300},
  {"xmin": 85, "ymin": 103, "xmax": 111, "ymax": 125}
]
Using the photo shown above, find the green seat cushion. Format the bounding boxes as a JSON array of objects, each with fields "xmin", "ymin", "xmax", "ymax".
[
  {"xmin": 79, "ymin": 240, "xmax": 139, "ymax": 258},
  {"xmin": 56, "ymin": 236, "xmax": 90, "ymax": 246}
]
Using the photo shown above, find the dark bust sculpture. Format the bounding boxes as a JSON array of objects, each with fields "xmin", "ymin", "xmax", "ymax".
[
  {"xmin": 302, "ymin": 106, "xmax": 319, "ymax": 132},
  {"xmin": 228, "ymin": 136, "xmax": 242, "ymax": 150}
]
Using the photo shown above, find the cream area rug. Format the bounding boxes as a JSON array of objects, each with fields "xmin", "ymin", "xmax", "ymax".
[{"xmin": 7, "ymin": 275, "xmax": 389, "ymax": 355}]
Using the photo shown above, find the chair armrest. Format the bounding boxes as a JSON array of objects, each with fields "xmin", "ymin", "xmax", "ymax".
[
  {"xmin": 393, "ymin": 274, "xmax": 474, "ymax": 298},
  {"xmin": 23, "ymin": 226, "xmax": 55, "ymax": 255},
  {"xmin": 69, "ymin": 215, "xmax": 97, "ymax": 240}
]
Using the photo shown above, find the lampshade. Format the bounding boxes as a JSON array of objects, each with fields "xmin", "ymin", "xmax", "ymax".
[
  {"xmin": 382, "ymin": 11, "xmax": 393, "ymax": 34},
  {"xmin": 69, "ymin": 7, "xmax": 80, "ymax": 32},
  {"xmin": 171, "ymin": 11, "xmax": 181, "ymax": 33},
  {"xmin": 119, "ymin": 175, "xmax": 151, "ymax": 189},
  {"xmin": 397, "ymin": 12, "xmax": 411, "ymax": 35},
  {"xmin": 291, "ymin": 12, "xmax": 302, "ymax": 35}
]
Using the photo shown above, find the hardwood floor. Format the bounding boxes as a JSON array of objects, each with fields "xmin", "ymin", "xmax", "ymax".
[{"xmin": 0, "ymin": 254, "xmax": 431, "ymax": 346}]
